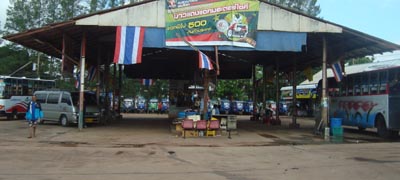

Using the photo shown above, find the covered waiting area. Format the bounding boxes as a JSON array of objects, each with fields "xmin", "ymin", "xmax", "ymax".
[{"xmin": 3, "ymin": 0, "xmax": 400, "ymax": 133}]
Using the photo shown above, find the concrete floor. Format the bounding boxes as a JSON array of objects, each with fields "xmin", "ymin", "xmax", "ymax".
[{"xmin": 1, "ymin": 114, "xmax": 399, "ymax": 180}]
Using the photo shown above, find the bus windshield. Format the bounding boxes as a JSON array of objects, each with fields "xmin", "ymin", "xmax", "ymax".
[{"xmin": 0, "ymin": 79, "xmax": 5, "ymax": 99}]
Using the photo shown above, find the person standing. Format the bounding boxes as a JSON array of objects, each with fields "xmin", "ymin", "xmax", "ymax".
[
  {"xmin": 158, "ymin": 101, "xmax": 162, "ymax": 114},
  {"xmin": 211, "ymin": 104, "xmax": 220, "ymax": 116},
  {"xmin": 26, "ymin": 96, "xmax": 43, "ymax": 138}
]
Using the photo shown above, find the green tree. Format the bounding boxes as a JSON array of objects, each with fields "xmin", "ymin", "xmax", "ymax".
[
  {"xmin": 348, "ymin": 57, "xmax": 374, "ymax": 65},
  {"xmin": 3, "ymin": 0, "xmax": 87, "ymax": 83},
  {"xmin": 59, "ymin": 0, "xmax": 87, "ymax": 21},
  {"xmin": 0, "ymin": 46, "xmax": 29, "ymax": 76},
  {"xmin": 266, "ymin": 0, "xmax": 321, "ymax": 16}
]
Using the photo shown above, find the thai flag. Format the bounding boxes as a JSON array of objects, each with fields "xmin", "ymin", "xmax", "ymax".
[
  {"xmin": 87, "ymin": 66, "xmax": 96, "ymax": 81},
  {"xmin": 141, "ymin": 79, "xmax": 153, "ymax": 86},
  {"xmin": 113, "ymin": 26, "xmax": 145, "ymax": 64},
  {"xmin": 198, "ymin": 51, "xmax": 213, "ymax": 70},
  {"xmin": 331, "ymin": 61, "xmax": 344, "ymax": 82}
]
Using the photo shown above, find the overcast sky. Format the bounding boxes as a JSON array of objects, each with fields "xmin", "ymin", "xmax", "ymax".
[
  {"xmin": 1, "ymin": 0, "xmax": 399, "ymax": 59},
  {"xmin": 0, "ymin": 0, "xmax": 8, "ymax": 28}
]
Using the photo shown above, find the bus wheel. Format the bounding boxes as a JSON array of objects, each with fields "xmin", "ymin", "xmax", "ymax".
[
  {"xmin": 60, "ymin": 115, "xmax": 69, "ymax": 127},
  {"xmin": 376, "ymin": 115, "xmax": 390, "ymax": 138}
]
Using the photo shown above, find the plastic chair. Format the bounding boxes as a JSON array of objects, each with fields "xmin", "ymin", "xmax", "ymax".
[
  {"xmin": 196, "ymin": 120, "xmax": 207, "ymax": 136},
  {"xmin": 182, "ymin": 119, "xmax": 194, "ymax": 139},
  {"xmin": 206, "ymin": 120, "xmax": 220, "ymax": 137}
]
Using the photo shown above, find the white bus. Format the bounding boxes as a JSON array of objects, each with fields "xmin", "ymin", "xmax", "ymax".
[
  {"xmin": 323, "ymin": 62, "xmax": 400, "ymax": 138},
  {"xmin": 0, "ymin": 76, "xmax": 55, "ymax": 119}
]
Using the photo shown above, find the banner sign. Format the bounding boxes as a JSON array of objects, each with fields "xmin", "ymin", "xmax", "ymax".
[{"xmin": 165, "ymin": 0, "xmax": 259, "ymax": 48}]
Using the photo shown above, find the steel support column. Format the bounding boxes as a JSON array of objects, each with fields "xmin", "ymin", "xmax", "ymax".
[{"xmin": 78, "ymin": 33, "xmax": 86, "ymax": 131}]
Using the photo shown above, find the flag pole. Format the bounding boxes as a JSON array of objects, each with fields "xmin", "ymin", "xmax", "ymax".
[
  {"xmin": 175, "ymin": 33, "xmax": 214, "ymax": 119},
  {"xmin": 214, "ymin": 46, "xmax": 220, "ymax": 76}
]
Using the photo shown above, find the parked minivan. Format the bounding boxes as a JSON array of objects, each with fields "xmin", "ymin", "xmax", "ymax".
[{"xmin": 34, "ymin": 90, "xmax": 101, "ymax": 126}]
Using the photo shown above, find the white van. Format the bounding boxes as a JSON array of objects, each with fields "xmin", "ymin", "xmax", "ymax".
[{"xmin": 34, "ymin": 90, "xmax": 101, "ymax": 126}]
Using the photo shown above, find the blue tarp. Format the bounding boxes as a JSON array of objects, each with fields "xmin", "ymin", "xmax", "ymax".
[{"xmin": 143, "ymin": 28, "xmax": 306, "ymax": 52}]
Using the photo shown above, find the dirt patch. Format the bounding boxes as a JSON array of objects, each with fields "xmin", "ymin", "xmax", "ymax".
[
  {"xmin": 112, "ymin": 143, "xmax": 157, "ymax": 148},
  {"xmin": 115, "ymin": 151, "xmax": 124, "ymax": 155},
  {"xmin": 258, "ymin": 133, "xmax": 278, "ymax": 138},
  {"xmin": 39, "ymin": 141, "xmax": 90, "ymax": 147},
  {"xmin": 352, "ymin": 157, "xmax": 400, "ymax": 164}
]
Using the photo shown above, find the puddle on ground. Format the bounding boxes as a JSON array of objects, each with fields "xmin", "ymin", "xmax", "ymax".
[
  {"xmin": 115, "ymin": 151, "xmax": 124, "ymax": 155},
  {"xmin": 343, "ymin": 136, "xmax": 399, "ymax": 143},
  {"xmin": 352, "ymin": 157, "xmax": 400, "ymax": 164},
  {"xmin": 39, "ymin": 141, "xmax": 89, "ymax": 147},
  {"xmin": 113, "ymin": 144, "xmax": 146, "ymax": 148},
  {"xmin": 258, "ymin": 133, "xmax": 278, "ymax": 138},
  {"xmin": 178, "ymin": 144, "xmax": 220, "ymax": 147},
  {"xmin": 112, "ymin": 143, "xmax": 157, "ymax": 148}
]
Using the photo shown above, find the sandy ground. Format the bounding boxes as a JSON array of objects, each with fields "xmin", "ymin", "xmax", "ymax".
[{"xmin": 0, "ymin": 114, "xmax": 399, "ymax": 180}]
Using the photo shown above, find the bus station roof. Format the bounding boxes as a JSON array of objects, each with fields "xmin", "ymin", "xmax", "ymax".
[{"xmin": 3, "ymin": 0, "xmax": 400, "ymax": 79}]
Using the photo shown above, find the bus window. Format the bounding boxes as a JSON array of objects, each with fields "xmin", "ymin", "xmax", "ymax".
[
  {"xmin": 388, "ymin": 69, "xmax": 398, "ymax": 84},
  {"xmin": 389, "ymin": 69, "xmax": 400, "ymax": 94},
  {"xmin": 354, "ymin": 75, "xmax": 361, "ymax": 95},
  {"xmin": 339, "ymin": 77, "xmax": 346, "ymax": 96},
  {"xmin": 361, "ymin": 74, "xmax": 369, "ymax": 95},
  {"xmin": 347, "ymin": 76, "xmax": 354, "ymax": 96},
  {"xmin": 370, "ymin": 72, "xmax": 378, "ymax": 94},
  {"xmin": 0, "ymin": 80, "xmax": 5, "ymax": 99},
  {"xmin": 327, "ymin": 78, "xmax": 338, "ymax": 96},
  {"xmin": 379, "ymin": 71, "xmax": 388, "ymax": 94}
]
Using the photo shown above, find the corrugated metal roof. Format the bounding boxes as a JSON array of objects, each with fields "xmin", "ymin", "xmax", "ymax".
[
  {"xmin": 2, "ymin": 0, "xmax": 400, "ymax": 79},
  {"xmin": 75, "ymin": 0, "xmax": 343, "ymax": 33}
]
